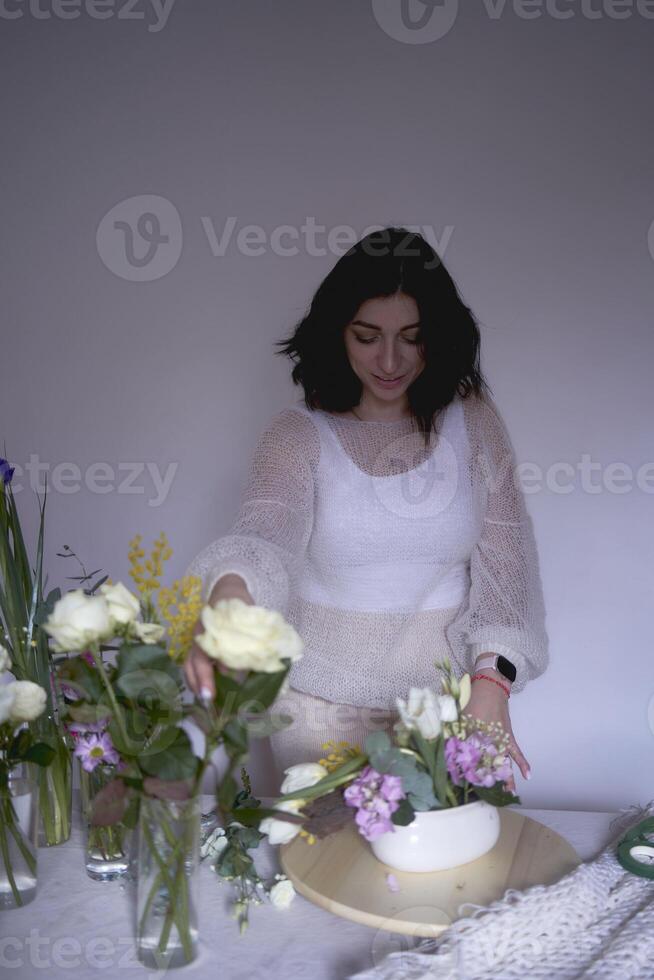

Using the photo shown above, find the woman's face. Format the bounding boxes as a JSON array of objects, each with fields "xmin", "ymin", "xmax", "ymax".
[{"xmin": 343, "ymin": 293, "xmax": 425, "ymax": 411}]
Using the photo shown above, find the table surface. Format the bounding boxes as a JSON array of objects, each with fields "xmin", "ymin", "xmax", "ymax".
[{"xmin": 1, "ymin": 800, "xmax": 620, "ymax": 980}]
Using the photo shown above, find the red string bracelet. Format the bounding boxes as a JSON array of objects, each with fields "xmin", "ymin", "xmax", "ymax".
[{"xmin": 471, "ymin": 673, "xmax": 511, "ymax": 698}]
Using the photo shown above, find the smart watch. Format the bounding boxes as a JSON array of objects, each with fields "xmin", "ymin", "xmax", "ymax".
[{"xmin": 474, "ymin": 653, "xmax": 517, "ymax": 684}]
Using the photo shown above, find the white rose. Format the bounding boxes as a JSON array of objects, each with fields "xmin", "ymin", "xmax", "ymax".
[
  {"xmin": 195, "ymin": 599, "xmax": 303, "ymax": 674},
  {"xmin": 130, "ymin": 621, "xmax": 166, "ymax": 645},
  {"xmin": 0, "ymin": 685, "xmax": 16, "ymax": 725},
  {"xmin": 259, "ymin": 799, "xmax": 304, "ymax": 845},
  {"xmin": 396, "ymin": 687, "xmax": 442, "ymax": 741},
  {"xmin": 200, "ymin": 826, "xmax": 228, "ymax": 860},
  {"xmin": 0, "ymin": 643, "xmax": 11, "ymax": 673},
  {"xmin": 8, "ymin": 681, "xmax": 47, "ymax": 723},
  {"xmin": 438, "ymin": 694, "xmax": 458, "ymax": 723},
  {"xmin": 280, "ymin": 763, "xmax": 327, "ymax": 795},
  {"xmin": 43, "ymin": 589, "xmax": 114, "ymax": 652},
  {"xmin": 269, "ymin": 877, "xmax": 296, "ymax": 910},
  {"xmin": 99, "ymin": 582, "xmax": 141, "ymax": 627}
]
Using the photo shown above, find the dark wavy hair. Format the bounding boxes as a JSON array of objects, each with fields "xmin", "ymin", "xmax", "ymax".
[{"xmin": 274, "ymin": 226, "xmax": 490, "ymax": 448}]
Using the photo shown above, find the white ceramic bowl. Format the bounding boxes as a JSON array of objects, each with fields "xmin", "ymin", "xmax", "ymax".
[{"xmin": 369, "ymin": 800, "xmax": 500, "ymax": 873}]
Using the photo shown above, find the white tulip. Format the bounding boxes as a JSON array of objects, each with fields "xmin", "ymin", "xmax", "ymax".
[
  {"xmin": 438, "ymin": 694, "xmax": 458, "ymax": 723},
  {"xmin": 396, "ymin": 686, "xmax": 442, "ymax": 741},
  {"xmin": 8, "ymin": 681, "xmax": 47, "ymax": 723},
  {"xmin": 458, "ymin": 673, "xmax": 471, "ymax": 710},
  {"xmin": 0, "ymin": 685, "xmax": 16, "ymax": 725},
  {"xmin": 196, "ymin": 599, "xmax": 303, "ymax": 674},
  {"xmin": 0, "ymin": 643, "xmax": 11, "ymax": 673},
  {"xmin": 259, "ymin": 799, "xmax": 304, "ymax": 845},
  {"xmin": 99, "ymin": 582, "xmax": 141, "ymax": 627},
  {"xmin": 43, "ymin": 590, "xmax": 114, "ymax": 652},
  {"xmin": 280, "ymin": 763, "xmax": 327, "ymax": 795},
  {"xmin": 130, "ymin": 621, "xmax": 165, "ymax": 645},
  {"xmin": 269, "ymin": 877, "xmax": 296, "ymax": 910}
]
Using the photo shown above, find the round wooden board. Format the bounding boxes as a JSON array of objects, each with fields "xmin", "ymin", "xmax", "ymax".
[{"xmin": 280, "ymin": 808, "xmax": 580, "ymax": 938}]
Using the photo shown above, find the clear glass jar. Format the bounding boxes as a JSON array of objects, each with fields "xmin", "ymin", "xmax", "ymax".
[
  {"xmin": 0, "ymin": 771, "xmax": 38, "ymax": 909},
  {"xmin": 136, "ymin": 793, "xmax": 200, "ymax": 969},
  {"xmin": 32, "ymin": 710, "xmax": 72, "ymax": 848},
  {"xmin": 79, "ymin": 761, "xmax": 132, "ymax": 881}
]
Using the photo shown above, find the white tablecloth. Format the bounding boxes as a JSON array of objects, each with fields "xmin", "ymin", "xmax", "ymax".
[{"xmin": 1, "ymin": 799, "xmax": 619, "ymax": 979}]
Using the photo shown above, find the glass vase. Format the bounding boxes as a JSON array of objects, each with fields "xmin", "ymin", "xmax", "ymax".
[
  {"xmin": 79, "ymin": 761, "xmax": 131, "ymax": 881},
  {"xmin": 136, "ymin": 794, "xmax": 200, "ymax": 970},
  {"xmin": 31, "ymin": 713, "xmax": 72, "ymax": 847},
  {"xmin": 0, "ymin": 771, "xmax": 38, "ymax": 909}
]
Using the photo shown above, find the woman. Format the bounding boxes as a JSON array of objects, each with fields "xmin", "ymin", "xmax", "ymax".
[{"xmin": 184, "ymin": 227, "xmax": 548, "ymax": 792}]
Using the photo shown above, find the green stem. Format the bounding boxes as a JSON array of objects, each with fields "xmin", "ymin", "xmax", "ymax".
[
  {"xmin": 89, "ymin": 648, "xmax": 131, "ymax": 750},
  {"xmin": 0, "ymin": 799, "xmax": 22, "ymax": 906}
]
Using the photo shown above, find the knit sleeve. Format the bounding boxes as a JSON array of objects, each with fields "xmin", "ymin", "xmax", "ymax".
[
  {"xmin": 183, "ymin": 408, "xmax": 317, "ymax": 616},
  {"xmin": 446, "ymin": 393, "xmax": 549, "ymax": 693}
]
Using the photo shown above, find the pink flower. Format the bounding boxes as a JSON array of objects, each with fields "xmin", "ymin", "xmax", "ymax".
[
  {"xmin": 445, "ymin": 734, "xmax": 512, "ymax": 789},
  {"xmin": 344, "ymin": 766, "xmax": 406, "ymax": 842},
  {"xmin": 73, "ymin": 732, "xmax": 120, "ymax": 772}
]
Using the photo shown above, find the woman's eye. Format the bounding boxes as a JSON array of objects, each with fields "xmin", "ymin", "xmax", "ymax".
[{"xmin": 354, "ymin": 335, "xmax": 420, "ymax": 345}]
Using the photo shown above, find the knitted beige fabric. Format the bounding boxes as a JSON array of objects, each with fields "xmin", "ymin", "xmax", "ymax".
[
  {"xmin": 184, "ymin": 391, "xmax": 548, "ymax": 707},
  {"xmin": 348, "ymin": 804, "xmax": 654, "ymax": 980},
  {"xmin": 267, "ymin": 685, "xmax": 399, "ymax": 777}
]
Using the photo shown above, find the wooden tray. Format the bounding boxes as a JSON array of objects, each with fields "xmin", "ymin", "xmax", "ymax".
[{"xmin": 280, "ymin": 808, "xmax": 580, "ymax": 937}]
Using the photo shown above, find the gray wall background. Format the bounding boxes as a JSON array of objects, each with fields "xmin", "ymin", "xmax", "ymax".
[{"xmin": 2, "ymin": 0, "xmax": 653, "ymax": 809}]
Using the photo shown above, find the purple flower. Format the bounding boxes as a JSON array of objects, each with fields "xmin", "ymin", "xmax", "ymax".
[
  {"xmin": 445, "ymin": 733, "xmax": 512, "ymax": 789},
  {"xmin": 73, "ymin": 732, "xmax": 120, "ymax": 772},
  {"xmin": 0, "ymin": 458, "xmax": 15, "ymax": 486},
  {"xmin": 343, "ymin": 766, "xmax": 406, "ymax": 842}
]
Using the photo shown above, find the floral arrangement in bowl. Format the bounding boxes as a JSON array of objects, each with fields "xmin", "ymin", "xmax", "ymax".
[{"xmin": 260, "ymin": 660, "xmax": 519, "ymax": 873}]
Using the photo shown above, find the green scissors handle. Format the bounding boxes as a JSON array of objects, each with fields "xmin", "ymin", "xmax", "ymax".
[{"xmin": 616, "ymin": 816, "xmax": 654, "ymax": 879}]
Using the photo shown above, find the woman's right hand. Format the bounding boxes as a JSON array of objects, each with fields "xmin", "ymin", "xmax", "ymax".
[{"xmin": 183, "ymin": 574, "xmax": 255, "ymax": 700}]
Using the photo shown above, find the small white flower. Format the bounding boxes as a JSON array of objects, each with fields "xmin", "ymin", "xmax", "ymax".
[
  {"xmin": 280, "ymin": 763, "xmax": 326, "ymax": 795},
  {"xmin": 0, "ymin": 643, "xmax": 11, "ymax": 673},
  {"xmin": 259, "ymin": 799, "xmax": 304, "ymax": 845},
  {"xmin": 130, "ymin": 621, "xmax": 166, "ymax": 645},
  {"xmin": 43, "ymin": 589, "xmax": 114, "ymax": 652},
  {"xmin": 99, "ymin": 582, "xmax": 141, "ymax": 627},
  {"xmin": 200, "ymin": 826, "xmax": 228, "ymax": 860},
  {"xmin": 269, "ymin": 877, "xmax": 296, "ymax": 910},
  {"xmin": 8, "ymin": 681, "xmax": 47, "ymax": 723}
]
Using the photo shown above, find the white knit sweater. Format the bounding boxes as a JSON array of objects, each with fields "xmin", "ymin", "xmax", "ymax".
[{"xmin": 184, "ymin": 391, "xmax": 548, "ymax": 707}]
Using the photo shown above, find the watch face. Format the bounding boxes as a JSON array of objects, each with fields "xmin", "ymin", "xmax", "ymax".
[{"xmin": 497, "ymin": 655, "xmax": 517, "ymax": 683}]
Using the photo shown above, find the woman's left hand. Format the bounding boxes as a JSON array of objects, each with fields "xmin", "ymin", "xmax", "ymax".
[{"xmin": 462, "ymin": 675, "xmax": 530, "ymax": 794}]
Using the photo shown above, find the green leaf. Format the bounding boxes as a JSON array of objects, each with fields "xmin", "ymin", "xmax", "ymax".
[
  {"xmin": 114, "ymin": 668, "xmax": 182, "ymax": 720},
  {"xmin": 22, "ymin": 742, "xmax": 56, "ymax": 767},
  {"xmin": 221, "ymin": 720, "xmax": 249, "ymax": 757},
  {"xmin": 473, "ymin": 784, "xmax": 521, "ymax": 807},
  {"xmin": 115, "ymin": 643, "xmax": 177, "ymax": 680},
  {"xmin": 138, "ymin": 729, "xmax": 198, "ymax": 782},
  {"xmin": 391, "ymin": 798, "xmax": 416, "ymax": 826},
  {"xmin": 57, "ymin": 656, "xmax": 105, "ymax": 703}
]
